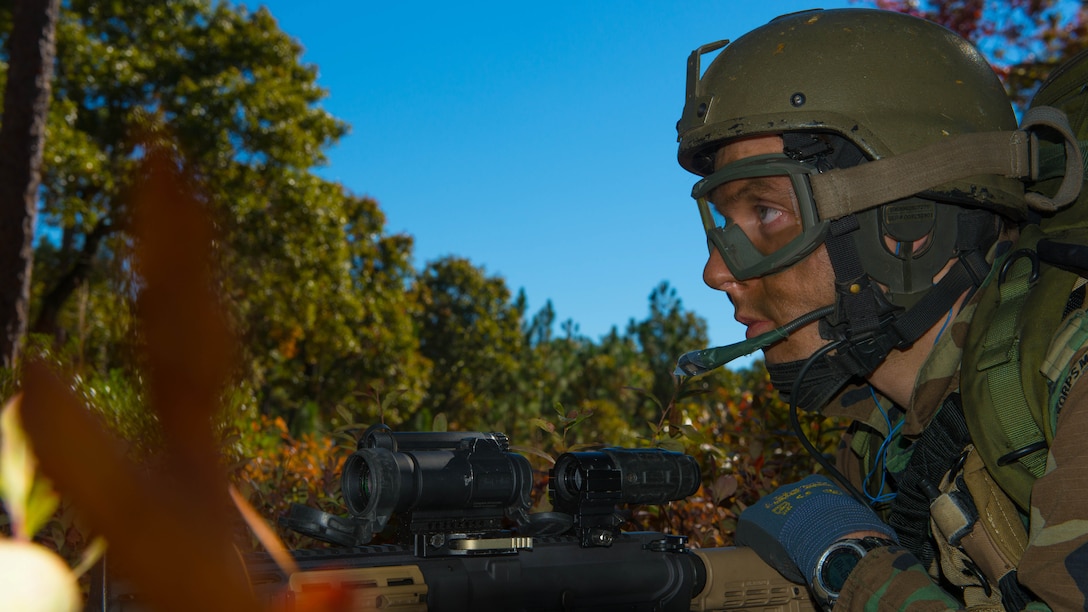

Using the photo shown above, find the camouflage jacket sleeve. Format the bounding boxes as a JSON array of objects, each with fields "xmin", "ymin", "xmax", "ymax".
[
  {"xmin": 1016, "ymin": 342, "xmax": 1088, "ymax": 609},
  {"xmin": 837, "ymin": 546, "xmax": 962, "ymax": 611}
]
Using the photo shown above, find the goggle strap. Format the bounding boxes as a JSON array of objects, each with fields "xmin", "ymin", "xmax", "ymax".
[
  {"xmin": 811, "ymin": 110, "xmax": 1081, "ymax": 219},
  {"xmin": 811, "ymin": 131, "xmax": 1024, "ymax": 218}
]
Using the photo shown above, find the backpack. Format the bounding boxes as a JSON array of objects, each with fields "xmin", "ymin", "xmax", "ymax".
[
  {"xmin": 877, "ymin": 49, "xmax": 1088, "ymax": 610},
  {"xmin": 960, "ymin": 47, "xmax": 1088, "ymax": 513}
]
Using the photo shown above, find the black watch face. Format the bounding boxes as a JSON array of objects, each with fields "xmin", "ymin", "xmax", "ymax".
[{"xmin": 821, "ymin": 547, "xmax": 862, "ymax": 592}]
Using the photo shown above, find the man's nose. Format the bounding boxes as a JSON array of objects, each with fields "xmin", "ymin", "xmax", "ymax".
[{"xmin": 703, "ymin": 247, "xmax": 739, "ymax": 290}]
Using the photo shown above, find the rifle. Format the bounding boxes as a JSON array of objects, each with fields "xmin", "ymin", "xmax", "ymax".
[{"xmin": 100, "ymin": 425, "xmax": 815, "ymax": 611}]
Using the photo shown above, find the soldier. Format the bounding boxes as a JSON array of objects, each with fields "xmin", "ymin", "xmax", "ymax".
[{"xmin": 675, "ymin": 7, "xmax": 1087, "ymax": 610}]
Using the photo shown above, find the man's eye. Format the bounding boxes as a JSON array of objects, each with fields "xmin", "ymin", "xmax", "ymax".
[{"xmin": 755, "ymin": 205, "xmax": 783, "ymax": 225}]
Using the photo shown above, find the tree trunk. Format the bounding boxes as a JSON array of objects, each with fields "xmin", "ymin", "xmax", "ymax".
[
  {"xmin": 31, "ymin": 218, "xmax": 112, "ymax": 337},
  {"xmin": 0, "ymin": 0, "xmax": 61, "ymax": 369}
]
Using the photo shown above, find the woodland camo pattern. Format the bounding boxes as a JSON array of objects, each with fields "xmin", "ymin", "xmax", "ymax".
[{"xmin": 822, "ymin": 239, "xmax": 1088, "ymax": 610}]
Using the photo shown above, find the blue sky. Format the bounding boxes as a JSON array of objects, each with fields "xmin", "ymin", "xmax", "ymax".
[{"xmin": 250, "ymin": 1, "xmax": 855, "ymax": 365}]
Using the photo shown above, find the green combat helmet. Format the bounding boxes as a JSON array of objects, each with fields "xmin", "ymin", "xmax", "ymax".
[
  {"xmin": 673, "ymin": 8, "xmax": 1081, "ymax": 412},
  {"xmin": 677, "ymin": 8, "xmax": 1026, "ymax": 218}
]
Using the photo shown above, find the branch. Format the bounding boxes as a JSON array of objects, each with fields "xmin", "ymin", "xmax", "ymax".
[{"xmin": 32, "ymin": 219, "xmax": 115, "ymax": 337}]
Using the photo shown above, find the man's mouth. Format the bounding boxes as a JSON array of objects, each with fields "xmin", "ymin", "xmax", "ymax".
[{"xmin": 736, "ymin": 315, "xmax": 774, "ymax": 339}]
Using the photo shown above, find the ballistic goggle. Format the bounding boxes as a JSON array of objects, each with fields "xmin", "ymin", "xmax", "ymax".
[
  {"xmin": 691, "ymin": 153, "xmax": 830, "ymax": 280},
  {"xmin": 691, "ymin": 107, "xmax": 1085, "ymax": 282}
]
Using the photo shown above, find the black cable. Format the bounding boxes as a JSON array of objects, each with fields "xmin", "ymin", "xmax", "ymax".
[
  {"xmin": 788, "ymin": 340, "xmax": 869, "ymax": 505},
  {"xmin": 781, "ymin": 305, "xmax": 836, "ymax": 335}
]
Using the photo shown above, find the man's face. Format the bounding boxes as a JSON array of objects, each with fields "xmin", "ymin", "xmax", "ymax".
[{"xmin": 702, "ymin": 135, "xmax": 836, "ymax": 365}]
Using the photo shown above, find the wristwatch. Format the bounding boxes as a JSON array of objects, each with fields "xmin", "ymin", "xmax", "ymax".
[{"xmin": 811, "ymin": 536, "xmax": 896, "ymax": 610}]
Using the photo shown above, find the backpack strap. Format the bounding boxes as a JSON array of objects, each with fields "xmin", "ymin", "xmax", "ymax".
[
  {"xmin": 961, "ymin": 224, "xmax": 1079, "ymax": 512},
  {"xmin": 976, "ymin": 247, "xmax": 1048, "ymax": 480}
]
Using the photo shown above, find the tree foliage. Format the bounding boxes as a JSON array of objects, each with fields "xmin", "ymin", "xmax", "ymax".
[
  {"xmin": 5, "ymin": 0, "xmax": 427, "ymax": 432},
  {"xmin": 2, "ymin": 3, "xmax": 1086, "ymax": 593},
  {"xmin": 0, "ymin": 0, "xmax": 758, "ymax": 465},
  {"xmin": 628, "ymin": 281, "xmax": 709, "ymax": 415},
  {"xmin": 413, "ymin": 256, "xmax": 526, "ymax": 431}
]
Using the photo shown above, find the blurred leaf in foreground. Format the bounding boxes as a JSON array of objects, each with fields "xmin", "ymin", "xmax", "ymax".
[
  {"xmin": 0, "ymin": 394, "xmax": 58, "ymax": 541},
  {"xmin": 20, "ymin": 146, "xmax": 260, "ymax": 611}
]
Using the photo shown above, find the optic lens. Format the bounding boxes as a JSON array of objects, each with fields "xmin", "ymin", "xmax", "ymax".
[
  {"xmin": 341, "ymin": 450, "xmax": 391, "ymax": 517},
  {"xmin": 562, "ymin": 460, "xmax": 584, "ymax": 494},
  {"xmin": 358, "ymin": 462, "xmax": 372, "ymax": 507}
]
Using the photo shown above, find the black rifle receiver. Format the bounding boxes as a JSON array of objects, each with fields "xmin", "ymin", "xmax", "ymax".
[
  {"xmin": 267, "ymin": 424, "xmax": 708, "ymax": 611},
  {"xmin": 97, "ymin": 426, "xmax": 821, "ymax": 611}
]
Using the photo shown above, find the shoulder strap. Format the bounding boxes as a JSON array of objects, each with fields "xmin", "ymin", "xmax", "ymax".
[
  {"xmin": 961, "ymin": 225, "xmax": 1080, "ymax": 512},
  {"xmin": 973, "ymin": 244, "xmax": 1048, "ymax": 477}
]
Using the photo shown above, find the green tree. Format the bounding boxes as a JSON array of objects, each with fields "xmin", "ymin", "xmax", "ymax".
[
  {"xmin": 564, "ymin": 326, "xmax": 654, "ymax": 446},
  {"xmin": 234, "ymin": 183, "xmax": 428, "ymax": 432},
  {"xmin": 519, "ymin": 291, "xmax": 690, "ymax": 452},
  {"xmin": 511, "ymin": 300, "xmax": 577, "ymax": 444},
  {"xmin": 627, "ymin": 281, "xmax": 709, "ymax": 416},
  {"xmin": 413, "ymin": 256, "xmax": 526, "ymax": 433},
  {"xmin": 7, "ymin": 0, "xmax": 425, "ymax": 430}
]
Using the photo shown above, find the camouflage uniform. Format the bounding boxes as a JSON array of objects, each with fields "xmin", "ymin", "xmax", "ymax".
[{"xmin": 826, "ymin": 240, "xmax": 1088, "ymax": 610}]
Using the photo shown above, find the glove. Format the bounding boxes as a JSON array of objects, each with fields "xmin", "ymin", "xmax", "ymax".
[{"xmin": 735, "ymin": 474, "xmax": 897, "ymax": 585}]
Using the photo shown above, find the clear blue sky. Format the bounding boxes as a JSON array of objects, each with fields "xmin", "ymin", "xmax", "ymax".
[{"xmin": 251, "ymin": 1, "xmax": 855, "ymax": 366}]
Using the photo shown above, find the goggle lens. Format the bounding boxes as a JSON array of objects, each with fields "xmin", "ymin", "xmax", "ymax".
[{"xmin": 692, "ymin": 154, "xmax": 828, "ymax": 279}]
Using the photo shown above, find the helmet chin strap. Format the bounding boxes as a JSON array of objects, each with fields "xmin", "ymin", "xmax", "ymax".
[
  {"xmin": 675, "ymin": 212, "xmax": 993, "ymax": 414},
  {"xmin": 770, "ymin": 212, "xmax": 992, "ymax": 412},
  {"xmin": 767, "ymin": 345, "xmax": 856, "ymax": 414}
]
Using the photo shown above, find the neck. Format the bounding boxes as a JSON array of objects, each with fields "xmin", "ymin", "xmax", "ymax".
[{"xmin": 866, "ymin": 288, "xmax": 968, "ymax": 407}]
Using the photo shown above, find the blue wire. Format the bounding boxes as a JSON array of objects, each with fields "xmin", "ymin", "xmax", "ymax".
[
  {"xmin": 859, "ymin": 249, "xmax": 949, "ymax": 501},
  {"xmin": 863, "ymin": 386, "xmax": 903, "ymax": 505},
  {"xmin": 860, "ymin": 305, "xmax": 954, "ymax": 503},
  {"xmin": 933, "ymin": 305, "xmax": 954, "ymax": 345}
]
